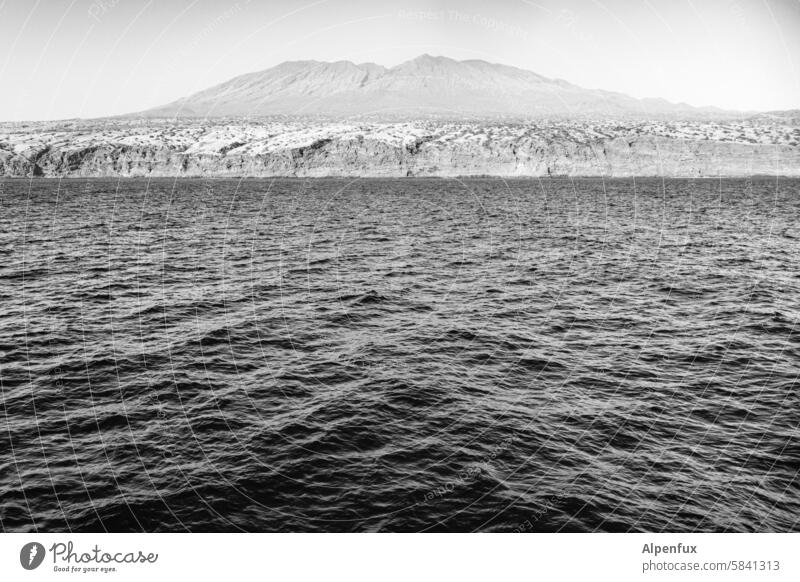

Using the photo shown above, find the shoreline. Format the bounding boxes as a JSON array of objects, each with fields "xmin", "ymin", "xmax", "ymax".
[
  {"xmin": 2, "ymin": 118, "xmax": 798, "ymax": 180},
  {"xmin": 3, "ymin": 174, "xmax": 798, "ymax": 181}
]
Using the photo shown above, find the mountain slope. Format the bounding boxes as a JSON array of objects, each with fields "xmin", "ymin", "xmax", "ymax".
[{"xmin": 141, "ymin": 55, "xmax": 730, "ymax": 120}]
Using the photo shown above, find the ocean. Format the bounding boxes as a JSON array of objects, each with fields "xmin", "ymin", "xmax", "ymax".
[{"xmin": 1, "ymin": 177, "xmax": 798, "ymax": 532}]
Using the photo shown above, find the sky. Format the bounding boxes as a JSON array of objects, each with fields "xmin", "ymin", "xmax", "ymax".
[{"xmin": 0, "ymin": 0, "xmax": 798, "ymax": 120}]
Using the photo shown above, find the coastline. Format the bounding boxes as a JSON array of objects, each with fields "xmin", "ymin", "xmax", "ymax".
[
  {"xmin": 2, "ymin": 119, "xmax": 798, "ymax": 179},
  {"xmin": 3, "ymin": 175, "xmax": 799, "ymax": 182}
]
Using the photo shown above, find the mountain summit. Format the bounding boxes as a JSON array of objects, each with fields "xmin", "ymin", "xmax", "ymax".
[{"xmin": 142, "ymin": 55, "xmax": 727, "ymax": 119}]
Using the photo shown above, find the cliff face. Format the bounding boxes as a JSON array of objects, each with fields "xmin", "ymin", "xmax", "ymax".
[{"xmin": 2, "ymin": 119, "xmax": 798, "ymax": 178}]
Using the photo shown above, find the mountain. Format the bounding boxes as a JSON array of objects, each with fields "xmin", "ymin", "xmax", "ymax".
[{"xmin": 140, "ymin": 55, "xmax": 731, "ymax": 120}]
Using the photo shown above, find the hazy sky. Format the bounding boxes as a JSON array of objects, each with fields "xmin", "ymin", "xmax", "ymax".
[{"xmin": 1, "ymin": 0, "xmax": 798, "ymax": 120}]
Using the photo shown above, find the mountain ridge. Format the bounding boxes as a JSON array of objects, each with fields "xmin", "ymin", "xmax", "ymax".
[{"xmin": 138, "ymin": 55, "xmax": 735, "ymax": 120}]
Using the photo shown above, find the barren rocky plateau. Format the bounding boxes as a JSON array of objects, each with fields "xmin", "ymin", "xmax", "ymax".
[{"xmin": 1, "ymin": 116, "xmax": 798, "ymax": 178}]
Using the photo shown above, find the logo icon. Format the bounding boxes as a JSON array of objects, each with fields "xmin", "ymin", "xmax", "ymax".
[{"xmin": 20, "ymin": 542, "xmax": 46, "ymax": 570}]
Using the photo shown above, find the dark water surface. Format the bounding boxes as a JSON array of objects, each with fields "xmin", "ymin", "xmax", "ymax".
[{"xmin": 1, "ymin": 177, "xmax": 798, "ymax": 532}]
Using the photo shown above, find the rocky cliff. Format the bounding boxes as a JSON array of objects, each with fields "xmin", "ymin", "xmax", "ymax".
[{"xmin": 1, "ymin": 118, "xmax": 798, "ymax": 178}]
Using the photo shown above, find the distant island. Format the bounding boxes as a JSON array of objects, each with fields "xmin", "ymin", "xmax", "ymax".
[{"xmin": 1, "ymin": 56, "xmax": 798, "ymax": 178}]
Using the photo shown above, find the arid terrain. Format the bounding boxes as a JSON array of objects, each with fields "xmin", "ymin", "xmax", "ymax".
[
  {"xmin": 1, "ymin": 115, "xmax": 798, "ymax": 178},
  {"xmin": 3, "ymin": 56, "xmax": 797, "ymax": 178}
]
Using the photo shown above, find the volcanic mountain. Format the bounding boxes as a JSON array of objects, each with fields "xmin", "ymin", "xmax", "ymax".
[{"xmin": 143, "ymin": 54, "xmax": 726, "ymax": 120}]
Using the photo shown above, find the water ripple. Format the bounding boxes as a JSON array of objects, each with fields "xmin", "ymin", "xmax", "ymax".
[{"xmin": 0, "ymin": 177, "xmax": 798, "ymax": 532}]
